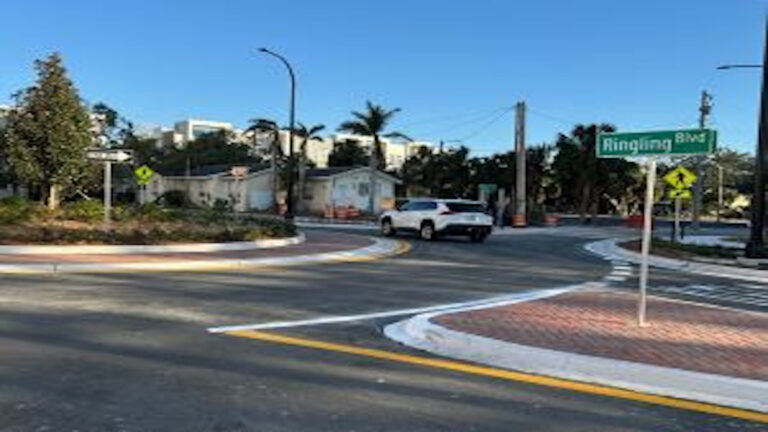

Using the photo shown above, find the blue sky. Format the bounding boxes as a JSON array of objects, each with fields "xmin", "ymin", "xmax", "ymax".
[{"xmin": 1, "ymin": 0, "xmax": 765, "ymax": 155}]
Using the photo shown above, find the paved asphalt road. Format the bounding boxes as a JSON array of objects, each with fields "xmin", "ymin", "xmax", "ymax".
[{"xmin": 0, "ymin": 227, "xmax": 765, "ymax": 431}]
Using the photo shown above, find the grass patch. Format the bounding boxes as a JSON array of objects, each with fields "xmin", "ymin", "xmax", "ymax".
[{"xmin": 621, "ymin": 239, "xmax": 741, "ymax": 260}]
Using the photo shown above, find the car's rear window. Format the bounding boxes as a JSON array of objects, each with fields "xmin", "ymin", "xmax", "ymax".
[{"xmin": 446, "ymin": 203, "xmax": 485, "ymax": 213}]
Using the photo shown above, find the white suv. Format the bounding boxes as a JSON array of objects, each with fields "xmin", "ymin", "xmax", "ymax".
[{"xmin": 380, "ymin": 199, "xmax": 493, "ymax": 242}]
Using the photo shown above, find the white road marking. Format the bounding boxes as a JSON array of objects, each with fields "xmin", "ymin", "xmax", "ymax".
[
  {"xmin": 207, "ymin": 286, "xmax": 587, "ymax": 333},
  {"xmin": 605, "ymin": 276, "xmax": 627, "ymax": 282}
]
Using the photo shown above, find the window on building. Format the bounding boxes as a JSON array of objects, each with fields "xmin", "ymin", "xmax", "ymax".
[{"xmin": 358, "ymin": 182, "xmax": 370, "ymax": 196}]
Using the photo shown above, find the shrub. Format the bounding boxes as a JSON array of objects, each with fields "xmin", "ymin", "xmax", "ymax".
[
  {"xmin": 137, "ymin": 203, "xmax": 180, "ymax": 222},
  {"xmin": 63, "ymin": 200, "xmax": 104, "ymax": 223},
  {"xmin": 157, "ymin": 190, "xmax": 191, "ymax": 208},
  {"xmin": 0, "ymin": 196, "xmax": 35, "ymax": 224}
]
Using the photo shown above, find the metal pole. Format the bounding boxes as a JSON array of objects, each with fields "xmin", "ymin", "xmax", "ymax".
[
  {"xmin": 514, "ymin": 101, "xmax": 527, "ymax": 227},
  {"xmin": 638, "ymin": 157, "xmax": 657, "ymax": 327},
  {"xmin": 692, "ymin": 90, "xmax": 712, "ymax": 230},
  {"xmin": 104, "ymin": 161, "xmax": 112, "ymax": 224},
  {"xmin": 674, "ymin": 196, "xmax": 681, "ymax": 242},
  {"xmin": 747, "ymin": 22, "xmax": 768, "ymax": 257},
  {"xmin": 717, "ymin": 164, "xmax": 723, "ymax": 223},
  {"xmin": 259, "ymin": 48, "xmax": 296, "ymax": 221}
]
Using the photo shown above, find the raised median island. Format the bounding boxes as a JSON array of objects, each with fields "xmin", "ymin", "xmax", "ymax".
[{"xmin": 0, "ymin": 197, "xmax": 296, "ymax": 247}]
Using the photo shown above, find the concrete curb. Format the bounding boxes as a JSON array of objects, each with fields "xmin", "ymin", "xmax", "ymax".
[
  {"xmin": 0, "ymin": 233, "xmax": 306, "ymax": 255},
  {"xmin": 384, "ymin": 285, "xmax": 768, "ymax": 414},
  {"xmin": 584, "ymin": 238, "xmax": 768, "ymax": 283},
  {"xmin": 297, "ymin": 222, "xmax": 376, "ymax": 231},
  {"xmin": 0, "ymin": 237, "xmax": 410, "ymax": 275}
]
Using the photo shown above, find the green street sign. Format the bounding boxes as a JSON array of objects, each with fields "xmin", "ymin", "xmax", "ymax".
[
  {"xmin": 597, "ymin": 129, "xmax": 716, "ymax": 158},
  {"xmin": 134, "ymin": 165, "xmax": 155, "ymax": 185}
]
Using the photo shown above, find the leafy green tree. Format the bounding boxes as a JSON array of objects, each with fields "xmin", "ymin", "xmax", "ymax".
[
  {"xmin": 6, "ymin": 53, "xmax": 98, "ymax": 209},
  {"xmin": 294, "ymin": 123, "xmax": 325, "ymax": 212},
  {"xmin": 551, "ymin": 124, "xmax": 642, "ymax": 220},
  {"xmin": 328, "ymin": 139, "xmax": 368, "ymax": 167},
  {"xmin": 338, "ymin": 101, "xmax": 410, "ymax": 212}
]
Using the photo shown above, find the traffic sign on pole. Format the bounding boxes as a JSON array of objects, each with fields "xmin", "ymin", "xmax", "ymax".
[
  {"xmin": 596, "ymin": 128, "xmax": 717, "ymax": 327},
  {"xmin": 597, "ymin": 129, "xmax": 717, "ymax": 158},
  {"xmin": 134, "ymin": 165, "xmax": 155, "ymax": 186},
  {"xmin": 664, "ymin": 166, "xmax": 697, "ymax": 190},
  {"xmin": 669, "ymin": 189, "xmax": 692, "ymax": 199},
  {"xmin": 86, "ymin": 149, "xmax": 133, "ymax": 163}
]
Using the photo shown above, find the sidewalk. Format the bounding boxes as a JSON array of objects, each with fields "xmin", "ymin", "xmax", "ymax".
[
  {"xmin": 0, "ymin": 231, "xmax": 408, "ymax": 274},
  {"xmin": 586, "ymin": 238, "xmax": 768, "ymax": 283},
  {"xmin": 386, "ymin": 288, "xmax": 768, "ymax": 413}
]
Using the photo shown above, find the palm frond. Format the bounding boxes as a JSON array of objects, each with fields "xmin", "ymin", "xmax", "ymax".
[{"xmin": 383, "ymin": 131, "xmax": 412, "ymax": 142}]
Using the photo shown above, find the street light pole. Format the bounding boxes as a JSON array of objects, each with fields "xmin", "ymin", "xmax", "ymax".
[
  {"xmin": 754, "ymin": 25, "xmax": 768, "ymax": 257},
  {"xmin": 259, "ymin": 48, "xmax": 296, "ymax": 221},
  {"xmin": 717, "ymin": 58, "xmax": 767, "ymax": 257}
]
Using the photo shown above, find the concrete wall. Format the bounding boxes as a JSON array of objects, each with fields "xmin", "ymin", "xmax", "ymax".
[{"xmin": 146, "ymin": 172, "xmax": 274, "ymax": 212}]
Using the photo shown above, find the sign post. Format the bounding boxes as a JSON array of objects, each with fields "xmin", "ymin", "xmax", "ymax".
[
  {"xmin": 133, "ymin": 165, "xmax": 155, "ymax": 205},
  {"xmin": 664, "ymin": 166, "xmax": 696, "ymax": 242},
  {"xmin": 86, "ymin": 149, "xmax": 133, "ymax": 223},
  {"xmin": 597, "ymin": 129, "xmax": 715, "ymax": 327},
  {"xmin": 637, "ymin": 158, "xmax": 657, "ymax": 327}
]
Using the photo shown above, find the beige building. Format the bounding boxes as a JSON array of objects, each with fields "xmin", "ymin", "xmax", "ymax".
[
  {"xmin": 302, "ymin": 166, "xmax": 401, "ymax": 214},
  {"xmin": 146, "ymin": 165, "xmax": 400, "ymax": 215},
  {"xmin": 147, "ymin": 165, "xmax": 274, "ymax": 212}
]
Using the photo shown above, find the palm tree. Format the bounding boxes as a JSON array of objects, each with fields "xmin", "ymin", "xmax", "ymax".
[
  {"xmin": 337, "ymin": 101, "xmax": 410, "ymax": 213},
  {"xmin": 245, "ymin": 118, "xmax": 281, "ymax": 211},
  {"xmin": 294, "ymin": 122, "xmax": 326, "ymax": 213}
]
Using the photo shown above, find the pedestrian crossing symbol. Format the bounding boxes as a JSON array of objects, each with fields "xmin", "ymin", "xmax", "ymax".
[
  {"xmin": 669, "ymin": 189, "xmax": 692, "ymax": 199},
  {"xmin": 134, "ymin": 165, "xmax": 155, "ymax": 186},
  {"xmin": 663, "ymin": 166, "xmax": 697, "ymax": 190}
]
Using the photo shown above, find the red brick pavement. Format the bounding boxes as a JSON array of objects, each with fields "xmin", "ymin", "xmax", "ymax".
[
  {"xmin": 436, "ymin": 290, "xmax": 768, "ymax": 381},
  {"xmin": 0, "ymin": 231, "xmax": 374, "ymax": 264}
]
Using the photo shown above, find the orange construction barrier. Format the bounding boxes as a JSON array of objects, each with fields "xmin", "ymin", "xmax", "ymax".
[
  {"xmin": 544, "ymin": 214, "xmax": 559, "ymax": 227},
  {"xmin": 345, "ymin": 206, "xmax": 360, "ymax": 219},
  {"xmin": 512, "ymin": 214, "xmax": 527, "ymax": 228}
]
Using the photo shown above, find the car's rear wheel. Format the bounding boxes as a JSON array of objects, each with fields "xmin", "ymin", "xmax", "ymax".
[
  {"xmin": 470, "ymin": 230, "xmax": 488, "ymax": 243},
  {"xmin": 420, "ymin": 222, "xmax": 435, "ymax": 241},
  {"xmin": 381, "ymin": 218, "xmax": 395, "ymax": 237}
]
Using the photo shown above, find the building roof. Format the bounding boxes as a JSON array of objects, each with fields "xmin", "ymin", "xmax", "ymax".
[
  {"xmin": 160, "ymin": 163, "xmax": 269, "ymax": 178},
  {"xmin": 307, "ymin": 166, "xmax": 402, "ymax": 184}
]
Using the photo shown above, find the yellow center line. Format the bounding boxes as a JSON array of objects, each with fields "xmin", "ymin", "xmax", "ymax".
[{"xmin": 224, "ymin": 329, "xmax": 768, "ymax": 424}]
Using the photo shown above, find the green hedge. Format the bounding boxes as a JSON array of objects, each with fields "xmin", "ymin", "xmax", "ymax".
[{"xmin": 0, "ymin": 196, "xmax": 36, "ymax": 224}]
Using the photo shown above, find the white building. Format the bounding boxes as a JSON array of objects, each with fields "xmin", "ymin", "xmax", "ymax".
[
  {"xmin": 152, "ymin": 118, "xmax": 237, "ymax": 148},
  {"xmin": 145, "ymin": 118, "xmax": 435, "ymax": 170},
  {"xmin": 303, "ymin": 166, "xmax": 401, "ymax": 214},
  {"xmin": 146, "ymin": 164, "xmax": 400, "ymax": 215},
  {"xmin": 329, "ymin": 133, "xmax": 435, "ymax": 169}
]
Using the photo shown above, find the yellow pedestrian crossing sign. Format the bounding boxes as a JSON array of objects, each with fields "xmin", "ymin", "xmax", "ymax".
[
  {"xmin": 669, "ymin": 189, "xmax": 692, "ymax": 199},
  {"xmin": 663, "ymin": 166, "xmax": 697, "ymax": 190},
  {"xmin": 134, "ymin": 165, "xmax": 155, "ymax": 185}
]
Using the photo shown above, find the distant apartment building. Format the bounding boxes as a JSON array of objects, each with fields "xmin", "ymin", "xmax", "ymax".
[
  {"xmin": 151, "ymin": 118, "xmax": 236, "ymax": 148},
  {"xmin": 145, "ymin": 117, "xmax": 435, "ymax": 170},
  {"xmin": 330, "ymin": 133, "xmax": 435, "ymax": 169}
]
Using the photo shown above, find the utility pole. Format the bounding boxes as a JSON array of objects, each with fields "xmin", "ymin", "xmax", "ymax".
[
  {"xmin": 514, "ymin": 101, "xmax": 526, "ymax": 227},
  {"xmin": 748, "ymin": 23, "xmax": 768, "ymax": 257},
  {"xmin": 692, "ymin": 90, "xmax": 713, "ymax": 230}
]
